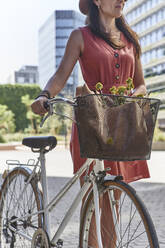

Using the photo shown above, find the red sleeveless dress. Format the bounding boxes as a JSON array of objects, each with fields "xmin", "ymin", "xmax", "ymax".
[{"xmin": 70, "ymin": 26, "xmax": 150, "ymax": 183}]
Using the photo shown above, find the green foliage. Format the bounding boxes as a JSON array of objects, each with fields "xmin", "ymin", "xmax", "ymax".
[
  {"xmin": 153, "ymin": 124, "xmax": 165, "ymax": 142},
  {"xmin": 21, "ymin": 94, "xmax": 41, "ymax": 134},
  {"xmin": 0, "ymin": 133, "xmax": 5, "ymax": 143},
  {"xmin": 4, "ymin": 132, "xmax": 66, "ymax": 144},
  {"xmin": 54, "ymin": 102, "xmax": 72, "ymax": 135},
  {"xmin": 40, "ymin": 102, "xmax": 73, "ymax": 135},
  {"xmin": 0, "ymin": 84, "xmax": 41, "ymax": 131},
  {"xmin": 0, "ymin": 104, "xmax": 15, "ymax": 133}
]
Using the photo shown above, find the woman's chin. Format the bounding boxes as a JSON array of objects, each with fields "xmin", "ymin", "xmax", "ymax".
[{"xmin": 114, "ymin": 12, "xmax": 122, "ymax": 18}]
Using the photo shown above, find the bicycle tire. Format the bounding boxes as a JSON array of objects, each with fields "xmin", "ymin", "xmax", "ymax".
[
  {"xmin": 79, "ymin": 180, "xmax": 159, "ymax": 248},
  {"xmin": 0, "ymin": 167, "xmax": 44, "ymax": 248}
]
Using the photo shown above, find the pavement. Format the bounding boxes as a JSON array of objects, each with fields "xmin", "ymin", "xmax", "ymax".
[
  {"xmin": 0, "ymin": 146, "xmax": 165, "ymax": 247},
  {"xmin": 0, "ymin": 145, "xmax": 164, "ymax": 183}
]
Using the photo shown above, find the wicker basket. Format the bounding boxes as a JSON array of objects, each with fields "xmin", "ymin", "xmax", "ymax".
[{"xmin": 74, "ymin": 94, "xmax": 160, "ymax": 161}]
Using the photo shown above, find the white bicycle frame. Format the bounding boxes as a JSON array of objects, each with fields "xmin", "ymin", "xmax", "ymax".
[
  {"xmin": 38, "ymin": 149, "xmax": 120, "ymax": 247},
  {"xmin": 5, "ymin": 150, "xmax": 120, "ymax": 247},
  {"xmin": 40, "ymin": 151, "xmax": 103, "ymax": 246}
]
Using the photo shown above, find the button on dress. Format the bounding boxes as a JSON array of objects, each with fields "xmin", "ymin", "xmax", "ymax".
[{"xmin": 70, "ymin": 26, "xmax": 150, "ymax": 183}]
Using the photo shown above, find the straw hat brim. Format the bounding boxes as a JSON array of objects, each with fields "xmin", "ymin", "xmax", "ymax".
[{"xmin": 79, "ymin": 0, "xmax": 88, "ymax": 15}]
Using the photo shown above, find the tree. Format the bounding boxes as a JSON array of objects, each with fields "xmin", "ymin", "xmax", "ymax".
[
  {"xmin": 21, "ymin": 95, "xmax": 41, "ymax": 134},
  {"xmin": 0, "ymin": 84, "xmax": 41, "ymax": 131},
  {"xmin": 0, "ymin": 104, "xmax": 15, "ymax": 133}
]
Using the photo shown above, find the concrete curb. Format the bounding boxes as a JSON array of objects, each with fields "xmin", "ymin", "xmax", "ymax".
[
  {"xmin": 152, "ymin": 141, "xmax": 165, "ymax": 151},
  {"xmin": 0, "ymin": 143, "xmax": 21, "ymax": 151}
]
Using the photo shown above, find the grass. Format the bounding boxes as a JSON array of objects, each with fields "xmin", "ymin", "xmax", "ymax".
[
  {"xmin": 1, "ymin": 126, "xmax": 165, "ymax": 145},
  {"xmin": 2, "ymin": 132, "xmax": 67, "ymax": 144}
]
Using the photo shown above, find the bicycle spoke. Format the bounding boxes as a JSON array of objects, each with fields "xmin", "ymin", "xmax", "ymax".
[
  {"xmin": 80, "ymin": 181, "xmax": 159, "ymax": 248},
  {"xmin": 117, "ymin": 205, "xmax": 137, "ymax": 246},
  {"xmin": 126, "ymin": 199, "xmax": 133, "ymax": 247},
  {"xmin": 0, "ymin": 168, "xmax": 43, "ymax": 247}
]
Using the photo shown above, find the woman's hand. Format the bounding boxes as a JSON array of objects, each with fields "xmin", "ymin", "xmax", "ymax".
[
  {"xmin": 131, "ymin": 84, "xmax": 147, "ymax": 97},
  {"xmin": 31, "ymin": 96, "xmax": 48, "ymax": 116}
]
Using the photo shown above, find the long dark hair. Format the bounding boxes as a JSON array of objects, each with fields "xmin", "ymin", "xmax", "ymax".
[{"xmin": 87, "ymin": 0, "xmax": 141, "ymax": 58}]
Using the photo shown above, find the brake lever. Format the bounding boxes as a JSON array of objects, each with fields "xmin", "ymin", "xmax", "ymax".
[
  {"xmin": 40, "ymin": 113, "xmax": 50, "ymax": 127},
  {"xmin": 40, "ymin": 101, "xmax": 53, "ymax": 127}
]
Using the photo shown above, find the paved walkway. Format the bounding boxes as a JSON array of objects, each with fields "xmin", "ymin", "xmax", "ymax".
[
  {"xmin": 0, "ymin": 148, "xmax": 165, "ymax": 247},
  {"xmin": 0, "ymin": 147, "xmax": 164, "ymax": 182}
]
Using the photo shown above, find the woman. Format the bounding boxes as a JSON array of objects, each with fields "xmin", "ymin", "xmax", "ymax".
[{"xmin": 31, "ymin": 0, "xmax": 150, "ymax": 246}]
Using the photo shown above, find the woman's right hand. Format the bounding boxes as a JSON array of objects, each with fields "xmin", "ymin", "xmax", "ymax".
[{"xmin": 31, "ymin": 96, "xmax": 49, "ymax": 116}]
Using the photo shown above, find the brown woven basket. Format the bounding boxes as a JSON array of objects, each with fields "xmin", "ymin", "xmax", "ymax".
[{"xmin": 74, "ymin": 94, "xmax": 160, "ymax": 161}]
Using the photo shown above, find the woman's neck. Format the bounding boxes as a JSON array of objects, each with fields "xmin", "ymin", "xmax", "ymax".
[{"xmin": 99, "ymin": 15, "xmax": 119, "ymax": 33}]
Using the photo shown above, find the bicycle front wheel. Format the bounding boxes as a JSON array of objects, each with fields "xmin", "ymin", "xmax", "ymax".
[
  {"xmin": 0, "ymin": 167, "xmax": 43, "ymax": 248},
  {"xmin": 80, "ymin": 180, "xmax": 159, "ymax": 248}
]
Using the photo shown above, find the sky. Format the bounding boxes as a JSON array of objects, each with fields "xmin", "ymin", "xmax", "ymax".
[{"xmin": 0, "ymin": 0, "xmax": 80, "ymax": 83}]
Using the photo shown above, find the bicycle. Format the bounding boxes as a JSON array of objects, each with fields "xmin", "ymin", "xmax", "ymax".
[{"xmin": 0, "ymin": 95, "xmax": 160, "ymax": 247}]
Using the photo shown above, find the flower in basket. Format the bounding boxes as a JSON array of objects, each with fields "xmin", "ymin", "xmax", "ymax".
[
  {"xmin": 109, "ymin": 86, "xmax": 117, "ymax": 95},
  {"xmin": 95, "ymin": 82, "xmax": 103, "ymax": 92},
  {"xmin": 136, "ymin": 94, "xmax": 144, "ymax": 98},
  {"xmin": 126, "ymin": 77, "xmax": 134, "ymax": 91},
  {"xmin": 116, "ymin": 86, "xmax": 127, "ymax": 96}
]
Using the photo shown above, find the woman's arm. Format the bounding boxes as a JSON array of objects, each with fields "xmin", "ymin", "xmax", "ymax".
[
  {"xmin": 31, "ymin": 29, "xmax": 84, "ymax": 115},
  {"xmin": 132, "ymin": 56, "xmax": 147, "ymax": 96}
]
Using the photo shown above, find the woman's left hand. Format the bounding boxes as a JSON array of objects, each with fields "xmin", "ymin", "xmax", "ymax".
[{"xmin": 131, "ymin": 85, "xmax": 147, "ymax": 97}]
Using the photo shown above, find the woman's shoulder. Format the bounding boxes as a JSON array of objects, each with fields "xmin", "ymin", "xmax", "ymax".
[
  {"xmin": 70, "ymin": 26, "xmax": 92, "ymax": 42},
  {"xmin": 69, "ymin": 28, "xmax": 84, "ymax": 44},
  {"xmin": 69, "ymin": 26, "xmax": 89, "ymax": 39},
  {"xmin": 68, "ymin": 28, "xmax": 85, "ymax": 53},
  {"xmin": 79, "ymin": 25, "xmax": 93, "ymax": 35}
]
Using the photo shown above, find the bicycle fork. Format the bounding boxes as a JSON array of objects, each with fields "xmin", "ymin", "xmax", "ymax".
[
  {"xmin": 93, "ymin": 181, "xmax": 103, "ymax": 248},
  {"xmin": 93, "ymin": 160, "xmax": 104, "ymax": 248},
  {"xmin": 93, "ymin": 160, "xmax": 121, "ymax": 248}
]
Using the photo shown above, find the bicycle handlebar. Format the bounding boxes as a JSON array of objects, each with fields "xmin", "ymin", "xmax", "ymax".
[
  {"xmin": 48, "ymin": 97, "xmax": 75, "ymax": 106},
  {"xmin": 40, "ymin": 97, "xmax": 76, "ymax": 127}
]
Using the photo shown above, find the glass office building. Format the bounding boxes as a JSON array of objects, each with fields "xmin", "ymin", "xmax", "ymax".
[
  {"xmin": 39, "ymin": 10, "xmax": 85, "ymax": 96},
  {"xmin": 124, "ymin": 0, "xmax": 165, "ymax": 90}
]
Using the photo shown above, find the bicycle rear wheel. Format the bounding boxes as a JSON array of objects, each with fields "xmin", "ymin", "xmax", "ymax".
[
  {"xmin": 0, "ymin": 167, "xmax": 43, "ymax": 248},
  {"xmin": 79, "ymin": 180, "xmax": 159, "ymax": 248}
]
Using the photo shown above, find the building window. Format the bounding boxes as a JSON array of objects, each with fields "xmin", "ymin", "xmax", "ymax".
[{"xmin": 56, "ymin": 28, "xmax": 73, "ymax": 37}]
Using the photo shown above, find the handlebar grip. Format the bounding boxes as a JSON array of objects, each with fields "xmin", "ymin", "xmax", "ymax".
[{"xmin": 43, "ymin": 101, "xmax": 49, "ymax": 110}]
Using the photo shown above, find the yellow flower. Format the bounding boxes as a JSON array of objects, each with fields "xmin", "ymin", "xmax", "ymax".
[
  {"xmin": 109, "ymin": 86, "xmax": 117, "ymax": 95},
  {"xmin": 117, "ymin": 86, "xmax": 127, "ymax": 95},
  {"xmin": 126, "ymin": 77, "xmax": 134, "ymax": 90},
  {"xmin": 136, "ymin": 94, "xmax": 144, "ymax": 98},
  {"xmin": 107, "ymin": 137, "xmax": 113, "ymax": 145},
  {"xmin": 95, "ymin": 82, "xmax": 103, "ymax": 91},
  {"xmin": 126, "ymin": 77, "xmax": 133, "ymax": 84}
]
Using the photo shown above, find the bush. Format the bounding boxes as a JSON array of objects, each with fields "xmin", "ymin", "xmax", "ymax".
[
  {"xmin": 0, "ymin": 134, "xmax": 5, "ymax": 143},
  {"xmin": 21, "ymin": 94, "xmax": 42, "ymax": 134},
  {"xmin": 153, "ymin": 125, "xmax": 165, "ymax": 142},
  {"xmin": 0, "ymin": 84, "xmax": 41, "ymax": 131},
  {"xmin": 0, "ymin": 104, "xmax": 15, "ymax": 133}
]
